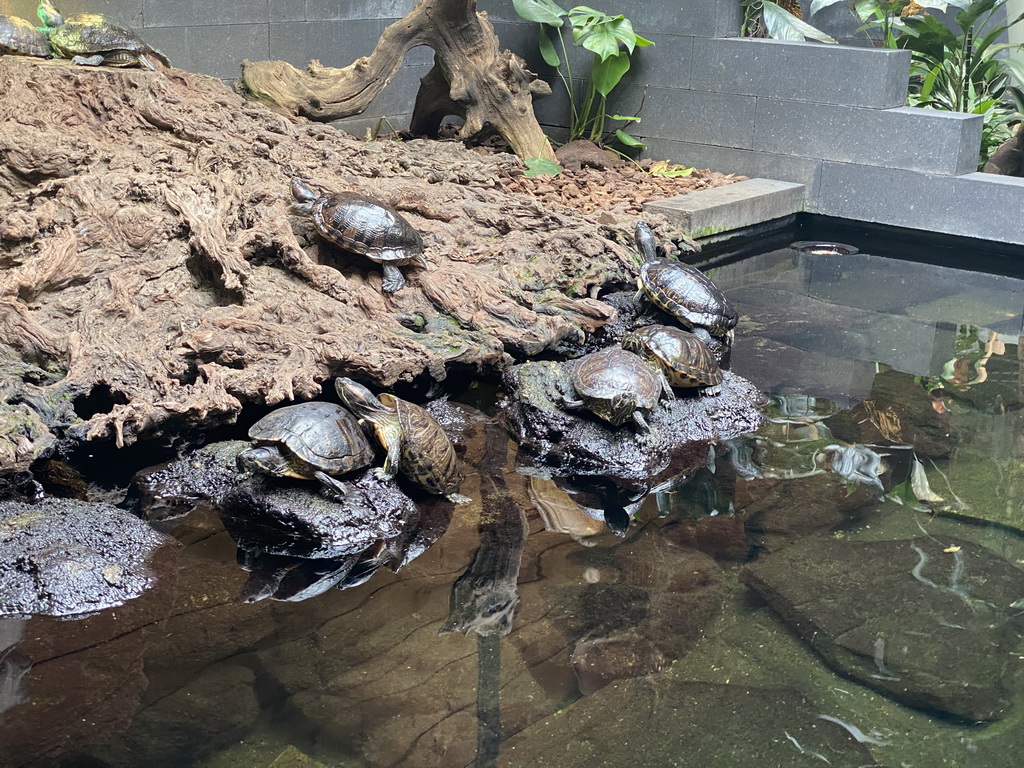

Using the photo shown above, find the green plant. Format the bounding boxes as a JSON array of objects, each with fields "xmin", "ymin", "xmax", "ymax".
[
  {"xmin": 742, "ymin": 0, "xmax": 838, "ymax": 41},
  {"xmin": 902, "ymin": 1, "xmax": 1024, "ymax": 164},
  {"xmin": 512, "ymin": 0, "xmax": 652, "ymax": 149}
]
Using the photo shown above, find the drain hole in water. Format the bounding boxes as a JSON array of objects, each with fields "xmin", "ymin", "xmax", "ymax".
[{"xmin": 790, "ymin": 241, "xmax": 859, "ymax": 256}]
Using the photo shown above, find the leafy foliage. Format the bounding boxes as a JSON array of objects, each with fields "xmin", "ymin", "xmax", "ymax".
[
  {"xmin": 742, "ymin": 0, "xmax": 838, "ymax": 42},
  {"xmin": 513, "ymin": 0, "xmax": 653, "ymax": 148}
]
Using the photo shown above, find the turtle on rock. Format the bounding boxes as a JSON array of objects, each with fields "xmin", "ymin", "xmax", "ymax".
[
  {"xmin": 622, "ymin": 324, "xmax": 723, "ymax": 394},
  {"xmin": 291, "ymin": 178, "xmax": 427, "ymax": 293},
  {"xmin": 565, "ymin": 347, "xmax": 673, "ymax": 433},
  {"xmin": 335, "ymin": 377, "xmax": 470, "ymax": 503},
  {"xmin": 635, "ymin": 221, "xmax": 738, "ymax": 342},
  {"xmin": 237, "ymin": 401, "xmax": 375, "ymax": 498},
  {"xmin": 37, "ymin": 1, "xmax": 170, "ymax": 70},
  {"xmin": 0, "ymin": 14, "xmax": 50, "ymax": 57}
]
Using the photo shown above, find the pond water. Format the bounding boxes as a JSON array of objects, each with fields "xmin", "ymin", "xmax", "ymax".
[{"xmin": 4, "ymin": 222, "xmax": 1024, "ymax": 767}]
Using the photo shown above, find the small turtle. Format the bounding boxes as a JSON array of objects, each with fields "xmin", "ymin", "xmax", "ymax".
[
  {"xmin": 565, "ymin": 347, "xmax": 672, "ymax": 433},
  {"xmin": 622, "ymin": 324, "xmax": 723, "ymax": 392},
  {"xmin": 291, "ymin": 178, "xmax": 426, "ymax": 293},
  {"xmin": 335, "ymin": 378, "xmax": 470, "ymax": 503},
  {"xmin": 237, "ymin": 401, "xmax": 375, "ymax": 498},
  {"xmin": 635, "ymin": 221, "xmax": 738, "ymax": 339},
  {"xmin": 37, "ymin": 1, "xmax": 170, "ymax": 70},
  {"xmin": 0, "ymin": 14, "xmax": 50, "ymax": 57}
]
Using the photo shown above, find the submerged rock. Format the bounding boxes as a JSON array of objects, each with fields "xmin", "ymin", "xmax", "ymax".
[
  {"xmin": 0, "ymin": 497, "xmax": 179, "ymax": 618},
  {"xmin": 741, "ymin": 536, "xmax": 1024, "ymax": 721},
  {"xmin": 498, "ymin": 677, "xmax": 878, "ymax": 767}
]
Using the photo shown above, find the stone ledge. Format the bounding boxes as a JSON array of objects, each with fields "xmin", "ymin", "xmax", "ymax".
[{"xmin": 644, "ymin": 178, "xmax": 806, "ymax": 239}]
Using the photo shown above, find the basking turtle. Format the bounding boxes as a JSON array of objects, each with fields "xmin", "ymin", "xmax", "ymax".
[
  {"xmin": 335, "ymin": 377, "xmax": 470, "ymax": 503},
  {"xmin": 237, "ymin": 401, "xmax": 375, "ymax": 498},
  {"xmin": 0, "ymin": 14, "xmax": 50, "ymax": 57},
  {"xmin": 291, "ymin": 178, "xmax": 426, "ymax": 293},
  {"xmin": 37, "ymin": 1, "xmax": 170, "ymax": 70},
  {"xmin": 565, "ymin": 347, "xmax": 671, "ymax": 433},
  {"xmin": 635, "ymin": 221, "xmax": 738, "ymax": 339},
  {"xmin": 622, "ymin": 324, "xmax": 723, "ymax": 392}
]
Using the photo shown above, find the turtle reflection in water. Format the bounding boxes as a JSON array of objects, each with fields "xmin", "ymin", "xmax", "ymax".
[
  {"xmin": 37, "ymin": 1, "xmax": 170, "ymax": 70},
  {"xmin": 335, "ymin": 377, "xmax": 471, "ymax": 503},
  {"xmin": 291, "ymin": 178, "xmax": 427, "ymax": 293},
  {"xmin": 237, "ymin": 401, "xmax": 375, "ymax": 498},
  {"xmin": 634, "ymin": 221, "xmax": 738, "ymax": 344},
  {"xmin": 564, "ymin": 347, "xmax": 672, "ymax": 433}
]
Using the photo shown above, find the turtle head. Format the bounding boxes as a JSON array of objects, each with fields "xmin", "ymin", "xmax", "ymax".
[
  {"xmin": 335, "ymin": 377, "xmax": 392, "ymax": 423},
  {"xmin": 37, "ymin": 1, "xmax": 63, "ymax": 29},
  {"xmin": 290, "ymin": 177, "xmax": 317, "ymax": 213},
  {"xmin": 237, "ymin": 445, "xmax": 285, "ymax": 477},
  {"xmin": 634, "ymin": 221, "xmax": 659, "ymax": 263}
]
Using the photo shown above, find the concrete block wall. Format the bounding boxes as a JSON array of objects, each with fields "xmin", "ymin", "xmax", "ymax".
[{"xmin": 6, "ymin": 0, "xmax": 1022, "ymax": 245}]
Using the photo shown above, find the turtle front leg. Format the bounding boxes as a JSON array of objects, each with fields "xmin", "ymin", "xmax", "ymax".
[
  {"xmin": 381, "ymin": 264, "xmax": 406, "ymax": 293},
  {"xmin": 372, "ymin": 423, "xmax": 403, "ymax": 482},
  {"xmin": 631, "ymin": 410, "xmax": 651, "ymax": 433},
  {"xmin": 70, "ymin": 54, "xmax": 105, "ymax": 67},
  {"xmin": 313, "ymin": 470, "xmax": 350, "ymax": 501}
]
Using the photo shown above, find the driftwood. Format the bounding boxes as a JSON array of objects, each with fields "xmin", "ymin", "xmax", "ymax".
[
  {"xmin": 239, "ymin": 0, "xmax": 556, "ymax": 162},
  {"xmin": 0, "ymin": 56, "xmax": 661, "ymax": 474}
]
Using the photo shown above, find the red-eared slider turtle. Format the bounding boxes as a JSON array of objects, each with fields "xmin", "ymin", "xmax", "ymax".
[
  {"xmin": 622, "ymin": 324, "xmax": 723, "ymax": 392},
  {"xmin": 635, "ymin": 221, "xmax": 738, "ymax": 339},
  {"xmin": 335, "ymin": 377, "xmax": 470, "ymax": 503},
  {"xmin": 565, "ymin": 347, "xmax": 672, "ymax": 433},
  {"xmin": 0, "ymin": 14, "xmax": 50, "ymax": 57},
  {"xmin": 291, "ymin": 178, "xmax": 426, "ymax": 293},
  {"xmin": 237, "ymin": 401, "xmax": 374, "ymax": 497},
  {"xmin": 37, "ymin": 1, "xmax": 170, "ymax": 70}
]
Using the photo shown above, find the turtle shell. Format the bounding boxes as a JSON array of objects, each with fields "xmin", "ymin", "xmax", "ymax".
[
  {"xmin": 639, "ymin": 259, "xmax": 738, "ymax": 337},
  {"xmin": 248, "ymin": 401, "xmax": 374, "ymax": 478},
  {"xmin": 48, "ymin": 14, "xmax": 168, "ymax": 66},
  {"xmin": 570, "ymin": 347, "xmax": 662, "ymax": 426},
  {"xmin": 311, "ymin": 192, "xmax": 424, "ymax": 266},
  {"xmin": 635, "ymin": 221, "xmax": 737, "ymax": 337},
  {"xmin": 381, "ymin": 394, "xmax": 463, "ymax": 497},
  {"xmin": 623, "ymin": 324, "xmax": 723, "ymax": 389},
  {"xmin": 0, "ymin": 15, "xmax": 50, "ymax": 57}
]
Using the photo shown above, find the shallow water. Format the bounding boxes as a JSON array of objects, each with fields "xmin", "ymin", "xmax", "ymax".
[{"xmin": 4, "ymin": 228, "xmax": 1024, "ymax": 767}]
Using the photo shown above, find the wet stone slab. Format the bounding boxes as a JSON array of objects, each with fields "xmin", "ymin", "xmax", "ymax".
[
  {"xmin": 741, "ymin": 536, "xmax": 1024, "ymax": 721},
  {"xmin": 498, "ymin": 677, "xmax": 878, "ymax": 767}
]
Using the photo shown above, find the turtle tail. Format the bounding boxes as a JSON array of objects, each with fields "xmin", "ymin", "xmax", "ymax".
[{"xmin": 141, "ymin": 46, "xmax": 172, "ymax": 70}]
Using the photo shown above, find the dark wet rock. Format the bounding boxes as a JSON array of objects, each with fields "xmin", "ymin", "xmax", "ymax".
[
  {"xmin": 570, "ymin": 632, "xmax": 667, "ymax": 695},
  {"xmin": 0, "ymin": 497, "xmax": 179, "ymax": 618},
  {"xmin": 741, "ymin": 536, "xmax": 1024, "ymax": 721},
  {"xmin": 0, "ymin": 544, "xmax": 177, "ymax": 766},
  {"xmin": 499, "ymin": 360, "xmax": 764, "ymax": 482},
  {"xmin": 497, "ymin": 677, "xmax": 878, "ymax": 767},
  {"xmin": 219, "ymin": 471, "xmax": 417, "ymax": 560},
  {"xmin": 128, "ymin": 439, "xmax": 250, "ymax": 522}
]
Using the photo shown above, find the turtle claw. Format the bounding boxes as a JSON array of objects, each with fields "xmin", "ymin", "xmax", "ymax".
[
  {"xmin": 446, "ymin": 492, "xmax": 472, "ymax": 504},
  {"xmin": 371, "ymin": 466, "xmax": 393, "ymax": 483},
  {"xmin": 381, "ymin": 264, "xmax": 406, "ymax": 293},
  {"xmin": 313, "ymin": 471, "xmax": 350, "ymax": 502}
]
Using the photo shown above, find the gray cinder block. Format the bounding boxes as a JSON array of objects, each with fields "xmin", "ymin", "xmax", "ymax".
[
  {"xmin": 755, "ymin": 100, "xmax": 983, "ymax": 175},
  {"xmin": 645, "ymin": 178, "xmax": 806, "ymax": 237},
  {"xmin": 692, "ymin": 37, "xmax": 910, "ymax": 109}
]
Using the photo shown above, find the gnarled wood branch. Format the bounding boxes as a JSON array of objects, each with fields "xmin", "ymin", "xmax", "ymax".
[{"xmin": 239, "ymin": 0, "xmax": 555, "ymax": 162}]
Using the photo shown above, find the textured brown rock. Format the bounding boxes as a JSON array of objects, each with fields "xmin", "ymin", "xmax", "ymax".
[{"xmin": 0, "ymin": 56, "xmax": 698, "ymax": 472}]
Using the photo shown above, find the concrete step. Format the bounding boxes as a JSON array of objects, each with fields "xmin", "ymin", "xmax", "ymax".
[{"xmin": 644, "ymin": 177, "xmax": 806, "ymax": 240}]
